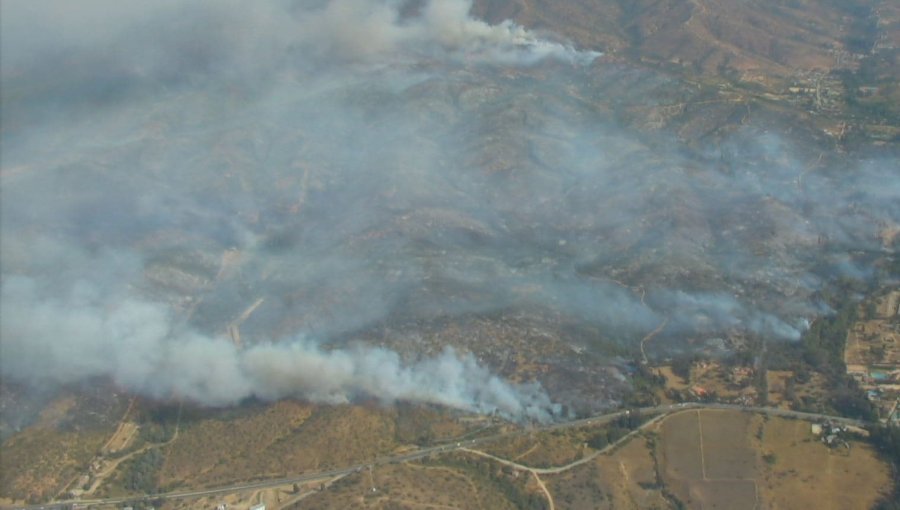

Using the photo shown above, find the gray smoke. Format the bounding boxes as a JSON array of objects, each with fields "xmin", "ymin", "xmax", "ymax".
[
  {"xmin": 1, "ymin": 0, "xmax": 898, "ymax": 419},
  {"xmin": 0, "ymin": 271, "xmax": 557, "ymax": 422},
  {"xmin": 0, "ymin": 0, "xmax": 595, "ymax": 421},
  {"xmin": 292, "ymin": 0, "xmax": 600, "ymax": 65}
]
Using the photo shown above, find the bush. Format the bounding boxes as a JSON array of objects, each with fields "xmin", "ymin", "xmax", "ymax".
[
  {"xmin": 586, "ymin": 432, "xmax": 608, "ymax": 450},
  {"xmin": 670, "ymin": 357, "xmax": 694, "ymax": 381}
]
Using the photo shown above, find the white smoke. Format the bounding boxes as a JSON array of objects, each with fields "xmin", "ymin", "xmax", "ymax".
[
  {"xmin": 2, "ymin": 0, "xmax": 898, "ymax": 423},
  {"xmin": 1, "ymin": 0, "xmax": 599, "ymax": 75},
  {"xmin": 651, "ymin": 291, "xmax": 804, "ymax": 340},
  {"xmin": 0, "ymin": 274, "xmax": 557, "ymax": 422},
  {"xmin": 293, "ymin": 0, "xmax": 601, "ymax": 65},
  {"xmin": 0, "ymin": 0, "xmax": 594, "ymax": 424}
]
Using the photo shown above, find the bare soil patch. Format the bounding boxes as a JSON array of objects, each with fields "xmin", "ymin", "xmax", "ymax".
[
  {"xmin": 698, "ymin": 410, "xmax": 755, "ymax": 479},
  {"xmin": 103, "ymin": 422, "xmax": 139, "ymax": 454},
  {"xmin": 659, "ymin": 410, "xmax": 758, "ymax": 509},
  {"xmin": 691, "ymin": 479, "xmax": 757, "ymax": 510},
  {"xmin": 661, "ymin": 411, "xmax": 704, "ymax": 481}
]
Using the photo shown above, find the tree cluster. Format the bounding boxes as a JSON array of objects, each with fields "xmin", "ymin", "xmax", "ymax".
[
  {"xmin": 123, "ymin": 448, "xmax": 163, "ymax": 494},
  {"xmin": 870, "ymin": 425, "xmax": 900, "ymax": 510}
]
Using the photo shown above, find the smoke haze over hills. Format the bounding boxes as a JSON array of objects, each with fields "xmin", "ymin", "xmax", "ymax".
[{"xmin": 1, "ymin": 0, "xmax": 898, "ymax": 419}]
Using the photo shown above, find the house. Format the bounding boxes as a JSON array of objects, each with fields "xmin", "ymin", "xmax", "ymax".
[
  {"xmin": 689, "ymin": 386, "xmax": 708, "ymax": 399},
  {"xmin": 846, "ymin": 365, "xmax": 868, "ymax": 384},
  {"xmin": 250, "ymin": 504, "xmax": 266, "ymax": 510},
  {"xmin": 730, "ymin": 366, "xmax": 754, "ymax": 385}
]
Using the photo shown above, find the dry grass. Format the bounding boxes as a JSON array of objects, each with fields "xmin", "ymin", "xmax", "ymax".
[
  {"xmin": 478, "ymin": 434, "xmax": 536, "ymax": 460},
  {"xmin": 479, "ymin": 429, "xmax": 588, "ymax": 469},
  {"xmin": 845, "ymin": 291, "xmax": 900, "ymax": 367},
  {"xmin": 658, "ymin": 366, "xmax": 689, "ymax": 390},
  {"xmin": 158, "ymin": 402, "xmax": 399, "ymax": 491},
  {"xmin": 7, "ymin": 395, "xmax": 891, "ymax": 510},
  {"xmin": 149, "ymin": 400, "xmax": 482, "ymax": 495},
  {"xmin": 691, "ymin": 480, "xmax": 757, "ymax": 510},
  {"xmin": 393, "ymin": 403, "xmax": 473, "ymax": 445},
  {"xmin": 0, "ymin": 392, "xmax": 127, "ymax": 504},
  {"xmin": 294, "ymin": 458, "xmax": 529, "ymax": 510},
  {"xmin": 846, "ymin": 318, "xmax": 900, "ymax": 366},
  {"xmin": 162, "ymin": 482, "xmax": 307, "ymax": 510},
  {"xmin": 656, "ymin": 409, "xmax": 891, "ymax": 509},
  {"xmin": 756, "ymin": 416, "xmax": 892, "ymax": 510},
  {"xmin": 541, "ymin": 455, "xmax": 607, "ymax": 510},
  {"xmin": 599, "ymin": 435, "xmax": 671, "ymax": 510},
  {"xmin": 103, "ymin": 422, "xmax": 139, "ymax": 454},
  {"xmin": 660, "ymin": 362, "xmax": 755, "ymax": 401},
  {"xmin": 766, "ymin": 370, "xmax": 793, "ymax": 408},
  {"xmin": 690, "ymin": 363, "xmax": 746, "ymax": 400},
  {"xmin": 545, "ymin": 434, "xmax": 670, "ymax": 510},
  {"xmin": 698, "ymin": 410, "xmax": 755, "ymax": 479},
  {"xmin": 0, "ymin": 427, "xmax": 110, "ymax": 503},
  {"xmin": 660, "ymin": 411, "xmax": 704, "ymax": 482}
]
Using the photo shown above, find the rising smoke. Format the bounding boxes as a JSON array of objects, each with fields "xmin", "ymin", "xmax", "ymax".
[
  {"xmin": 0, "ymin": 0, "xmax": 597, "ymax": 421},
  {"xmin": 0, "ymin": 271, "xmax": 556, "ymax": 421},
  {"xmin": 1, "ymin": 0, "xmax": 898, "ymax": 420}
]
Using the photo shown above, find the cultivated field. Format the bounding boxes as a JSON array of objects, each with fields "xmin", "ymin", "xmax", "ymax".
[
  {"xmin": 656, "ymin": 409, "xmax": 892, "ymax": 510},
  {"xmin": 691, "ymin": 480, "xmax": 757, "ymax": 510},
  {"xmin": 658, "ymin": 409, "xmax": 759, "ymax": 510},
  {"xmin": 698, "ymin": 411, "xmax": 755, "ymax": 479},
  {"xmin": 660, "ymin": 411, "xmax": 704, "ymax": 481}
]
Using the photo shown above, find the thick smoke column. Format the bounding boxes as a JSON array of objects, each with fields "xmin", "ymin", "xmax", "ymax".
[{"xmin": 0, "ymin": 273, "xmax": 557, "ymax": 422}]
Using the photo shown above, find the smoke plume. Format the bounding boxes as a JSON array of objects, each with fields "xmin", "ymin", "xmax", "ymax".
[
  {"xmin": 0, "ymin": 271, "xmax": 557, "ymax": 421},
  {"xmin": 1, "ymin": 0, "xmax": 898, "ymax": 419}
]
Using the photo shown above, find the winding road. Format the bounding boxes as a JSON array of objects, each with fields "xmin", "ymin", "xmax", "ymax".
[{"xmin": 2, "ymin": 403, "xmax": 866, "ymax": 510}]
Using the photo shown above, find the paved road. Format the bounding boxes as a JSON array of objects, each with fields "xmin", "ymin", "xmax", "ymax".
[
  {"xmin": 467, "ymin": 411, "xmax": 671, "ymax": 475},
  {"xmin": 2, "ymin": 403, "xmax": 866, "ymax": 510}
]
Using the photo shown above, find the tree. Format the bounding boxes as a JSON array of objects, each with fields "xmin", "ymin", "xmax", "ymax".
[
  {"xmin": 784, "ymin": 376, "xmax": 797, "ymax": 402},
  {"xmin": 870, "ymin": 425, "xmax": 900, "ymax": 510},
  {"xmin": 587, "ymin": 432, "xmax": 608, "ymax": 450},
  {"xmin": 830, "ymin": 380, "xmax": 877, "ymax": 421},
  {"xmin": 671, "ymin": 357, "xmax": 693, "ymax": 381}
]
